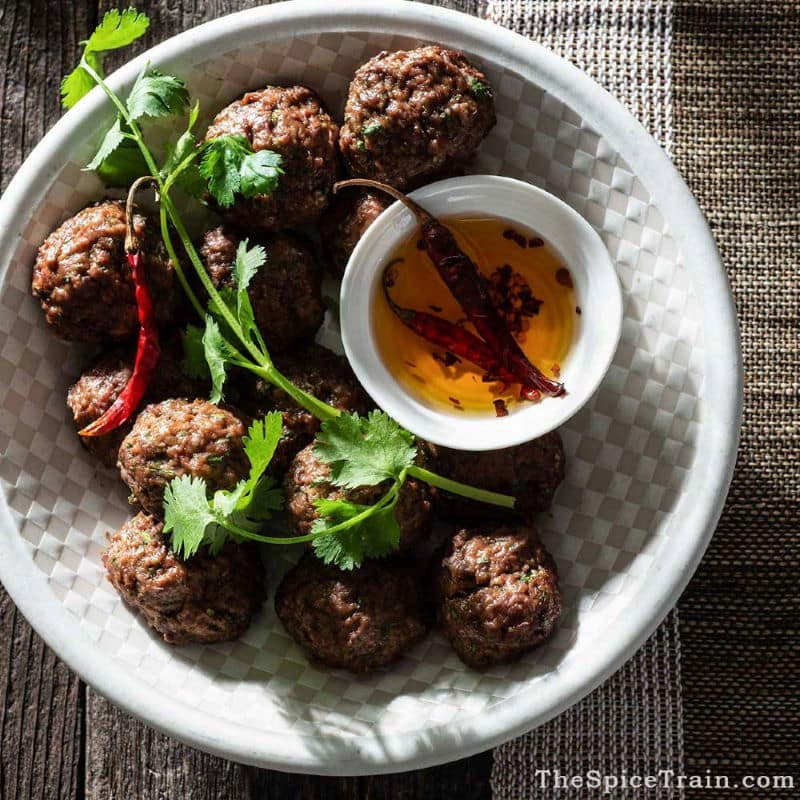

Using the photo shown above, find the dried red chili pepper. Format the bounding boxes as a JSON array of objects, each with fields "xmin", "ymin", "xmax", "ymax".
[
  {"xmin": 80, "ymin": 178, "xmax": 161, "ymax": 437},
  {"xmin": 382, "ymin": 261, "xmax": 519, "ymax": 385},
  {"xmin": 336, "ymin": 179, "xmax": 565, "ymax": 398}
]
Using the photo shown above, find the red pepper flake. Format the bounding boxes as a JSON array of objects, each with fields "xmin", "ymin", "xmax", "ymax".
[
  {"xmin": 552, "ymin": 363, "xmax": 561, "ymax": 377},
  {"xmin": 487, "ymin": 264, "xmax": 543, "ymax": 335},
  {"xmin": 502, "ymin": 228, "xmax": 528, "ymax": 248},
  {"xmin": 412, "ymin": 374, "xmax": 427, "ymax": 384},
  {"xmin": 555, "ymin": 267, "xmax": 574, "ymax": 288},
  {"xmin": 432, "ymin": 350, "xmax": 461, "ymax": 367},
  {"xmin": 576, "ymin": 306, "xmax": 582, "ymax": 315},
  {"xmin": 451, "ymin": 403, "xmax": 465, "ymax": 412},
  {"xmin": 449, "ymin": 396, "xmax": 462, "ymax": 405},
  {"xmin": 404, "ymin": 360, "xmax": 418, "ymax": 368},
  {"xmin": 428, "ymin": 304, "xmax": 444, "ymax": 313},
  {"xmin": 493, "ymin": 399, "xmax": 509, "ymax": 417},
  {"xmin": 528, "ymin": 236, "xmax": 544, "ymax": 247}
]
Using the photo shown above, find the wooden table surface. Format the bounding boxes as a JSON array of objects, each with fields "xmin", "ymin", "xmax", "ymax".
[{"xmin": 0, "ymin": 1, "xmax": 492, "ymax": 797}]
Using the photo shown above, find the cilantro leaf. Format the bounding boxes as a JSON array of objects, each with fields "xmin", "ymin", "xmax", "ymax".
[
  {"xmin": 126, "ymin": 69, "xmax": 189, "ymax": 120},
  {"xmin": 239, "ymin": 150, "xmax": 284, "ymax": 198},
  {"xmin": 199, "ymin": 135, "xmax": 250, "ymax": 207},
  {"xmin": 95, "ymin": 136, "xmax": 149, "ymax": 186},
  {"xmin": 61, "ymin": 9, "xmax": 150, "ymax": 109},
  {"xmin": 242, "ymin": 414, "xmax": 283, "ymax": 492},
  {"xmin": 314, "ymin": 410, "xmax": 417, "ymax": 489},
  {"xmin": 61, "ymin": 56, "xmax": 99, "ymax": 110},
  {"xmin": 311, "ymin": 498, "xmax": 401, "ymax": 570},
  {"xmin": 230, "ymin": 239, "xmax": 267, "ymax": 350},
  {"xmin": 202, "ymin": 315, "xmax": 238, "ymax": 403},
  {"xmin": 85, "ymin": 118, "xmax": 125, "ymax": 171},
  {"xmin": 163, "ymin": 475, "xmax": 217, "ymax": 559},
  {"xmin": 233, "ymin": 239, "xmax": 266, "ymax": 293},
  {"xmin": 181, "ymin": 324, "xmax": 210, "ymax": 380},
  {"xmin": 86, "ymin": 8, "xmax": 150, "ymax": 52},
  {"xmin": 199, "ymin": 135, "xmax": 283, "ymax": 207}
]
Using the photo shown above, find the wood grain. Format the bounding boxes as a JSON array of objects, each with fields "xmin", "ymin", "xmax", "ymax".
[
  {"xmin": 0, "ymin": 1, "xmax": 491, "ymax": 798},
  {"xmin": 0, "ymin": 3, "xmax": 93, "ymax": 799}
]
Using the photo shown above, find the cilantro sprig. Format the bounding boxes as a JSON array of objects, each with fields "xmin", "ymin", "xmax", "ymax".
[
  {"xmin": 309, "ymin": 411, "xmax": 514, "ymax": 568},
  {"xmin": 200, "ymin": 135, "xmax": 284, "ymax": 208},
  {"xmin": 164, "ymin": 413, "xmax": 290, "ymax": 559},
  {"xmin": 66, "ymin": 8, "xmax": 516, "ymax": 571}
]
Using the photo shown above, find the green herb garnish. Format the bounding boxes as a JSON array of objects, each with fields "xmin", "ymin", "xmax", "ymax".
[
  {"xmin": 199, "ymin": 135, "xmax": 284, "ymax": 208},
  {"xmin": 163, "ymin": 413, "xmax": 286, "ymax": 559},
  {"xmin": 467, "ymin": 77, "xmax": 491, "ymax": 99},
  {"xmin": 65, "ymin": 8, "xmax": 517, "ymax": 570},
  {"xmin": 361, "ymin": 120, "xmax": 383, "ymax": 137}
]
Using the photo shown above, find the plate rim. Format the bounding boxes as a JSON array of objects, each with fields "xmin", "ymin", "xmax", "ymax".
[{"xmin": 0, "ymin": 0, "xmax": 742, "ymax": 775}]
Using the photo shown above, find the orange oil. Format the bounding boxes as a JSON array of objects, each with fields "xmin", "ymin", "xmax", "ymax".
[{"xmin": 372, "ymin": 216, "xmax": 577, "ymax": 415}]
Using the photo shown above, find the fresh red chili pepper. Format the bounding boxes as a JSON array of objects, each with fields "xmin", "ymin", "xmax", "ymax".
[
  {"xmin": 336, "ymin": 179, "xmax": 565, "ymax": 398},
  {"xmin": 80, "ymin": 178, "xmax": 161, "ymax": 437},
  {"xmin": 382, "ymin": 260, "xmax": 519, "ymax": 385}
]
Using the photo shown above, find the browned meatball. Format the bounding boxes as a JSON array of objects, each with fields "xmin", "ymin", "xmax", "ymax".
[
  {"xmin": 204, "ymin": 86, "xmax": 339, "ymax": 231},
  {"xmin": 67, "ymin": 337, "xmax": 210, "ymax": 468},
  {"xmin": 103, "ymin": 512, "xmax": 265, "ymax": 645},
  {"xmin": 432, "ymin": 431, "xmax": 566, "ymax": 522},
  {"xmin": 238, "ymin": 342, "xmax": 373, "ymax": 477},
  {"xmin": 432, "ymin": 525, "xmax": 561, "ymax": 668},
  {"xmin": 118, "ymin": 399, "xmax": 249, "ymax": 517},
  {"xmin": 32, "ymin": 200, "xmax": 175, "ymax": 342},
  {"xmin": 339, "ymin": 46, "xmax": 495, "ymax": 189},
  {"xmin": 284, "ymin": 443, "xmax": 431, "ymax": 552},
  {"xmin": 198, "ymin": 226, "xmax": 324, "ymax": 353},
  {"xmin": 319, "ymin": 189, "xmax": 392, "ymax": 277},
  {"xmin": 275, "ymin": 553, "xmax": 429, "ymax": 672}
]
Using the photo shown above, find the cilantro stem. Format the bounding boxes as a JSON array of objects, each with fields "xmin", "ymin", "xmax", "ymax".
[
  {"xmin": 247, "ymin": 364, "xmax": 340, "ymax": 422},
  {"xmin": 158, "ymin": 203, "xmax": 205, "ymax": 318},
  {"xmin": 161, "ymin": 146, "xmax": 202, "ymax": 194},
  {"xmin": 314, "ymin": 481, "xmax": 401, "ymax": 537},
  {"xmin": 407, "ymin": 465, "xmax": 516, "ymax": 509},
  {"xmin": 215, "ymin": 517, "xmax": 318, "ymax": 546}
]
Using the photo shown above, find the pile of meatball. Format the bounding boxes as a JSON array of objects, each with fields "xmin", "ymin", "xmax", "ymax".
[{"xmin": 31, "ymin": 45, "xmax": 565, "ymax": 672}]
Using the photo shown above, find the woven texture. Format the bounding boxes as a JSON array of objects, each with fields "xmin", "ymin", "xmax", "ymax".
[
  {"xmin": 0, "ymin": 8, "xmax": 715, "ymax": 767},
  {"xmin": 673, "ymin": 1, "xmax": 800, "ymax": 793},
  {"xmin": 490, "ymin": 3, "xmax": 686, "ymax": 798}
]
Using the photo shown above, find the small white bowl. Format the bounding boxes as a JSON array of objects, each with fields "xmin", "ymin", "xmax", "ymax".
[{"xmin": 340, "ymin": 175, "xmax": 623, "ymax": 450}]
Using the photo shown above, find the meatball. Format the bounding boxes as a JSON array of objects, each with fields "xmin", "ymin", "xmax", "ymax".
[
  {"xmin": 284, "ymin": 443, "xmax": 432, "ymax": 552},
  {"xmin": 118, "ymin": 399, "xmax": 249, "ymax": 517},
  {"xmin": 275, "ymin": 553, "xmax": 429, "ymax": 672},
  {"xmin": 432, "ymin": 431, "xmax": 566, "ymax": 522},
  {"xmin": 319, "ymin": 189, "xmax": 392, "ymax": 277},
  {"xmin": 103, "ymin": 512, "xmax": 265, "ymax": 644},
  {"xmin": 204, "ymin": 85, "xmax": 339, "ymax": 231},
  {"xmin": 67, "ymin": 337, "xmax": 210, "ymax": 468},
  {"xmin": 432, "ymin": 525, "xmax": 561, "ymax": 668},
  {"xmin": 239, "ymin": 342, "xmax": 373, "ymax": 477},
  {"xmin": 32, "ymin": 200, "xmax": 175, "ymax": 342},
  {"xmin": 198, "ymin": 226, "xmax": 324, "ymax": 353},
  {"xmin": 339, "ymin": 46, "xmax": 496, "ymax": 189}
]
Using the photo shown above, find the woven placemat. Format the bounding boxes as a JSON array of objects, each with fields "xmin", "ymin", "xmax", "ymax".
[
  {"xmin": 488, "ymin": 0, "xmax": 800, "ymax": 797},
  {"xmin": 486, "ymin": 3, "xmax": 687, "ymax": 798},
  {"xmin": 672, "ymin": 1, "xmax": 799, "ymax": 794}
]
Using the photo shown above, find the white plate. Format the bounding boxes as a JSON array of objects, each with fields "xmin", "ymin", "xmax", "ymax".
[{"xmin": 0, "ymin": 0, "xmax": 741, "ymax": 775}]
